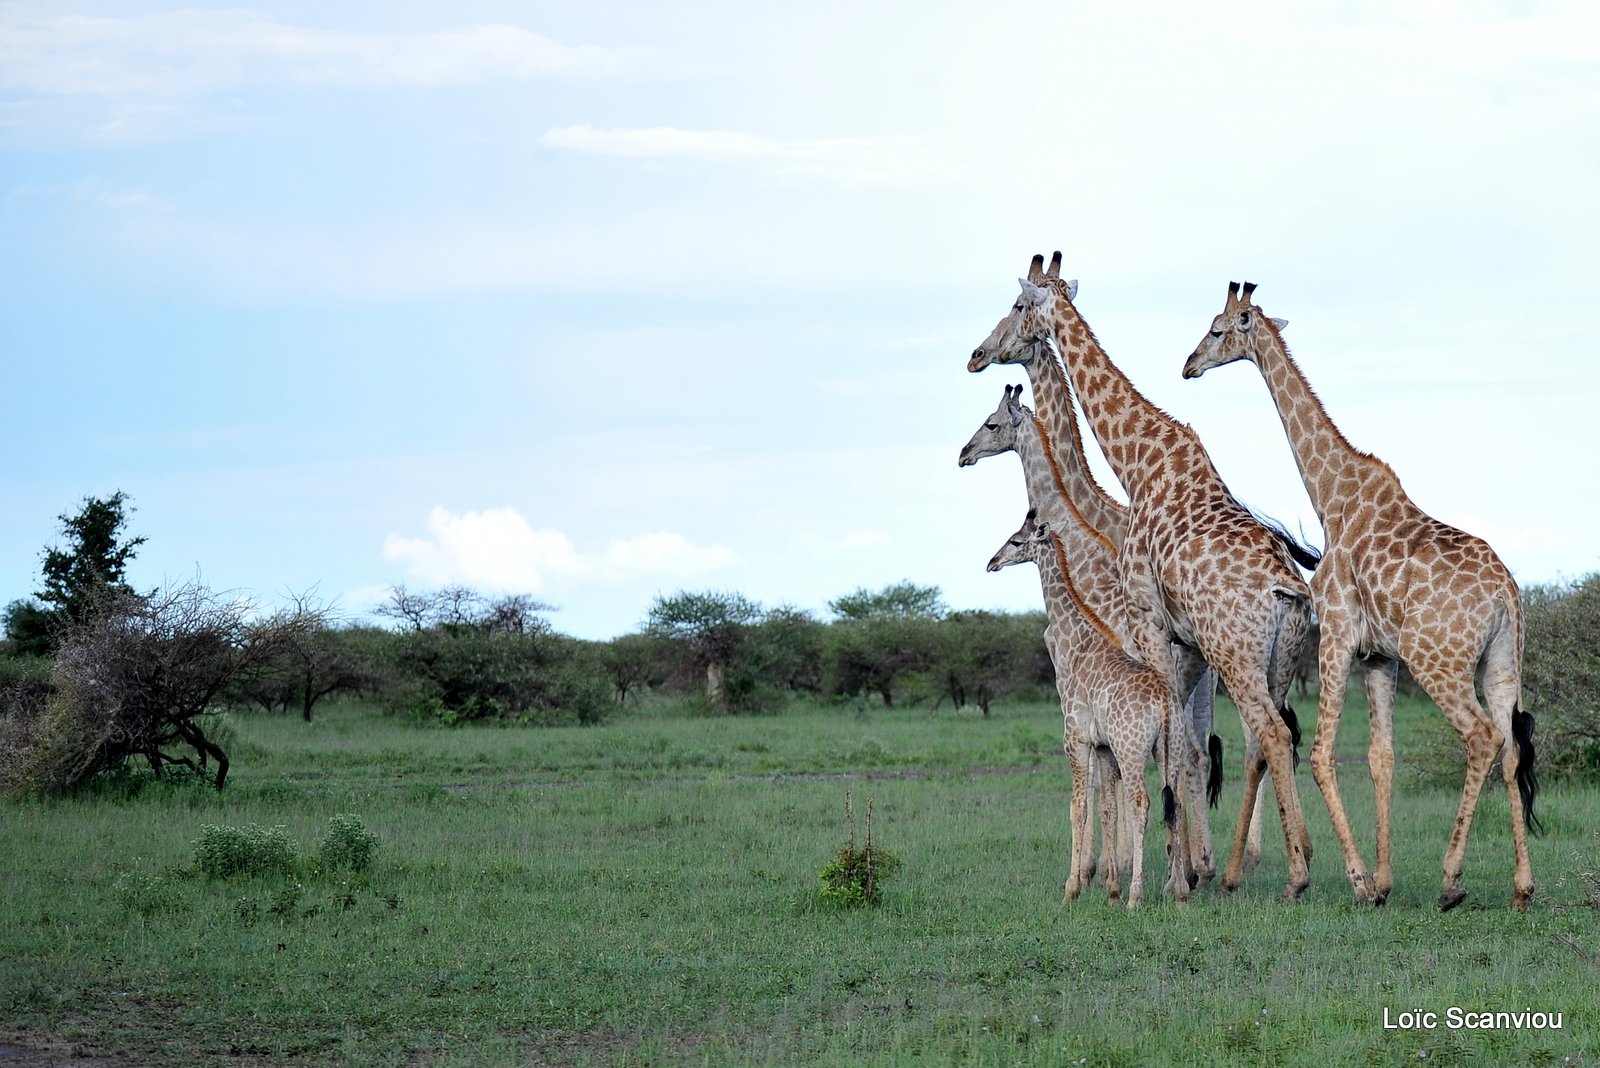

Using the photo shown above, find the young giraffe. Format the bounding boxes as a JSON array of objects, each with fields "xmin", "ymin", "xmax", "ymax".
[
  {"xmin": 1183, "ymin": 281, "xmax": 1539, "ymax": 910},
  {"xmin": 970, "ymin": 253, "xmax": 1318, "ymax": 901},
  {"xmin": 958, "ymin": 311, "xmax": 1270, "ymax": 877},
  {"xmin": 988, "ymin": 510, "xmax": 1189, "ymax": 907},
  {"xmin": 959, "ymin": 384, "xmax": 1218, "ymax": 887}
]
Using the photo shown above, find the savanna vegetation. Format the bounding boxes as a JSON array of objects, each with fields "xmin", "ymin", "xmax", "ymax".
[{"xmin": 3, "ymin": 494, "xmax": 1600, "ymax": 1064}]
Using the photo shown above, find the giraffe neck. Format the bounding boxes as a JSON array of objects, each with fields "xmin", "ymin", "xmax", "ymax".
[
  {"xmin": 1034, "ymin": 529, "xmax": 1122, "ymax": 658},
  {"xmin": 1251, "ymin": 327, "xmax": 1387, "ymax": 525},
  {"xmin": 1020, "ymin": 347, "xmax": 1127, "ymax": 543},
  {"xmin": 1019, "ymin": 411, "xmax": 1138, "ymax": 650},
  {"xmin": 1047, "ymin": 303, "xmax": 1187, "ymax": 500}
]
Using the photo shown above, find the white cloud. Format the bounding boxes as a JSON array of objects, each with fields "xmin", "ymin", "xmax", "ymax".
[
  {"xmin": 0, "ymin": 11, "xmax": 659, "ymax": 98},
  {"xmin": 382, "ymin": 506, "xmax": 735, "ymax": 593},
  {"xmin": 539, "ymin": 124, "xmax": 939, "ymax": 187}
]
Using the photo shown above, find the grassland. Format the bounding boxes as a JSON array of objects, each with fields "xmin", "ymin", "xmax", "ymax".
[{"xmin": 2, "ymin": 689, "xmax": 1597, "ymax": 1066}]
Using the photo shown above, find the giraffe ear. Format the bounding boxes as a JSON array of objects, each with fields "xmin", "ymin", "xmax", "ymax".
[
  {"xmin": 1064, "ymin": 279, "xmax": 1079, "ymax": 301},
  {"xmin": 1017, "ymin": 279, "xmax": 1049, "ymax": 305},
  {"xmin": 1271, "ymin": 317, "xmax": 1289, "ymax": 331}
]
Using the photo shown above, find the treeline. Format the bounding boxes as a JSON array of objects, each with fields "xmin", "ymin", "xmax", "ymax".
[{"xmin": 4, "ymin": 493, "xmax": 1598, "ymax": 796}]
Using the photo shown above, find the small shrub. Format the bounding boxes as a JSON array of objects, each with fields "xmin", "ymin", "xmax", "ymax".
[
  {"xmin": 269, "ymin": 882, "xmax": 305, "ymax": 918},
  {"xmin": 193, "ymin": 823, "xmax": 297, "ymax": 879},
  {"xmin": 318, "ymin": 814, "xmax": 378, "ymax": 873},
  {"xmin": 112, "ymin": 867, "xmax": 181, "ymax": 917},
  {"xmin": 816, "ymin": 791, "xmax": 899, "ymax": 907}
]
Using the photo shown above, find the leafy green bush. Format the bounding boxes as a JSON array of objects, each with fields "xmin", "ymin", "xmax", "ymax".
[
  {"xmin": 819, "ymin": 842, "xmax": 901, "ymax": 907},
  {"xmin": 318, "ymin": 814, "xmax": 378, "ymax": 873},
  {"xmin": 193, "ymin": 823, "xmax": 297, "ymax": 879},
  {"xmin": 375, "ymin": 589, "xmax": 614, "ymax": 726},
  {"xmin": 815, "ymin": 792, "xmax": 899, "ymax": 907},
  {"xmin": 112, "ymin": 867, "xmax": 182, "ymax": 917}
]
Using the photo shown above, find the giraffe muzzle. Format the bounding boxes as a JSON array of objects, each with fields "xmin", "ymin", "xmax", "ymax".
[{"xmin": 968, "ymin": 348, "xmax": 992, "ymax": 372}]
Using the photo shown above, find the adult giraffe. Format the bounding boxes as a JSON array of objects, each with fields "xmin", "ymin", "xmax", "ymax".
[
  {"xmin": 1183, "ymin": 281, "xmax": 1538, "ymax": 910},
  {"xmin": 970, "ymin": 253, "xmax": 1318, "ymax": 900}
]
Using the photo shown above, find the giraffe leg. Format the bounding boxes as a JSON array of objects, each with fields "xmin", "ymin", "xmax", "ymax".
[
  {"xmin": 1244, "ymin": 748, "xmax": 1267, "ymax": 876},
  {"xmin": 1216, "ymin": 725, "xmax": 1267, "ymax": 895},
  {"xmin": 1412, "ymin": 668, "xmax": 1501, "ymax": 912},
  {"xmin": 1176, "ymin": 653, "xmax": 1216, "ymax": 886},
  {"xmin": 1308, "ymin": 623, "xmax": 1379, "ymax": 904},
  {"xmin": 1123, "ymin": 774, "xmax": 1151, "ymax": 909},
  {"xmin": 1161, "ymin": 704, "xmax": 1193, "ymax": 905},
  {"xmin": 1227, "ymin": 726, "xmax": 1267, "ymax": 880},
  {"xmin": 1092, "ymin": 748, "xmax": 1113, "ymax": 890},
  {"xmin": 1234, "ymin": 682, "xmax": 1313, "ymax": 900},
  {"xmin": 1179, "ymin": 729, "xmax": 1213, "ymax": 887},
  {"xmin": 1064, "ymin": 736, "xmax": 1091, "ymax": 903},
  {"xmin": 1097, "ymin": 750, "xmax": 1123, "ymax": 902},
  {"xmin": 1482, "ymin": 630, "xmax": 1535, "ymax": 909},
  {"xmin": 1362, "ymin": 658, "xmax": 1400, "ymax": 904}
]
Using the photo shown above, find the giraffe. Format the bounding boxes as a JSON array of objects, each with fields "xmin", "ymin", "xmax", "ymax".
[
  {"xmin": 956, "ymin": 320, "xmax": 1268, "ymax": 877},
  {"xmin": 959, "ymin": 384, "xmax": 1218, "ymax": 887},
  {"xmin": 1183, "ymin": 281, "xmax": 1539, "ymax": 910},
  {"xmin": 970, "ymin": 253, "xmax": 1318, "ymax": 900},
  {"xmin": 988, "ymin": 510, "xmax": 1189, "ymax": 907}
]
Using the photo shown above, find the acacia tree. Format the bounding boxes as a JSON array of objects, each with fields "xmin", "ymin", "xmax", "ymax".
[
  {"xmin": 645, "ymin": 591, "xmax": 761, "ymax": 714},
  {"xmin": 1, "ymin": 583, "xmax": 320, "ymax": 794},
  {"xmin": 825, "ymin": 581, "xmax": 946, "ymax": 708},
  {"xmin": 4, "ymin": 492, "xmax": 146, "ymax": 656}
]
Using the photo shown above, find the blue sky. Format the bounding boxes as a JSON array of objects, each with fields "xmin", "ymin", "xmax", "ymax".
[{"xmin": 3, "ymin": 1, "xmax": 1598, "ymax": 640}]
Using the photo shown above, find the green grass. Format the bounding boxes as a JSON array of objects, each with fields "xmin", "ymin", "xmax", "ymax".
[{"xmin": 2, "ymin": 692, "xmax": 1597, "ymax": 1066}]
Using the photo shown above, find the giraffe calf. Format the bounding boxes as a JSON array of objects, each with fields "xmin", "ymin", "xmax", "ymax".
[{"xmin": 989, "ymin": 512, "xmax": 1190, "ymax": 907}]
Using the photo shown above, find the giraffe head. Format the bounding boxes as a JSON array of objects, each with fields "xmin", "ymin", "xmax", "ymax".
[
  {"xmin": 985, "ymin": 509, "xmax": 1049, "ymax": 572},
  {"xmin": 1182, "ymin": 281, "xmax": 1289, "ymax": 380},
  {"xmin": 957, "ymin": 383, "xmax": 1029, "ymax": 467},
  {"xmin": 968, "ymin": 252, "xmax": 1078, "ymax": 373}
]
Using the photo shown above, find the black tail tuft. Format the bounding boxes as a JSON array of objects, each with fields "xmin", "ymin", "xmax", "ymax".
[
  {"xmin": 1253, "ymin": 510, "xmax": 1323, "ymax": 571},
  {"xmin": 1207, "ymin": 734, "xmax": 1224, "ymax": 809},
  {"xmin": 1280, "ymin": 703, "xmax": 1301, "ymax": 769},
  {"xmin": 1162, "ymin": 784, "xmax": 1177, "ymax": 830},
  {"xmin": 1513, "ymin": 705, "xmax": 1542, "ymax": 837}
]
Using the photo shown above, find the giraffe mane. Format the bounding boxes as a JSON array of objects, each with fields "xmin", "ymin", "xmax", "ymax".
[
  {"xmin": 1045, "ymin": 528, "xmax": 1124, "ymax": 650},
  {"xmin": 1042, "ymin": 282, "xmax": 1194, "ymax": 439},
  {"xmin": 1030, "ymin": 413, "xmax": 1118, "ymax": 556},
  {"xmin": 1266, "ymin": 319, "xmax": 1396, "ymax": 479}
]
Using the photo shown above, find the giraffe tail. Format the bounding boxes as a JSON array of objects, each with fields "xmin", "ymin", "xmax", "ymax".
[
  {"xmin": 1250, "ymin": 509, "xmax": 1323, "ymax": 571},
  {"xmin": 1279, "ymin": 702, "xmax": 1302, "ymax": 770},
  {"xmin": 1513, "ymin": 703, "xmax": 1542, "ymax": 837},
  {"xmin": 1207, "ymin": 733, "xmax": 1224, "ymax": 808}
]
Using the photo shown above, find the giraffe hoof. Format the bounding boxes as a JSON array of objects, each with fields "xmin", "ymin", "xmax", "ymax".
[
  {"xmin": 1352, "ymin": 874, "xmax": 1379, "ymax": 905},
  {"xmin": 1438, "ymin": 887, "xmax": 1468, "ymax": 912},
  {"xmin": 1372, "ymin": 893, "xmax": 1388, "ymax": 907},
  {"xmin": 1512, "ymin": 891, "xmax": 1533, "ymax": 911}
]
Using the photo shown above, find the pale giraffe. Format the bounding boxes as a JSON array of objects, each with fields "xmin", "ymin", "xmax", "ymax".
[
  {"xmin": 959, "ymin": 384, "xmax": 1218, "ymax": 886},
  {"xmin": 988, "ymin": 510, "xmax": 1189, "ymax": 907},
  {"xmin": 970, "ymin": 253, "xmax": 1319, "ymax": 900},
  {"xmin": 1183, "ymin": 281, "xmax": 1539, "ymax": 910}
]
